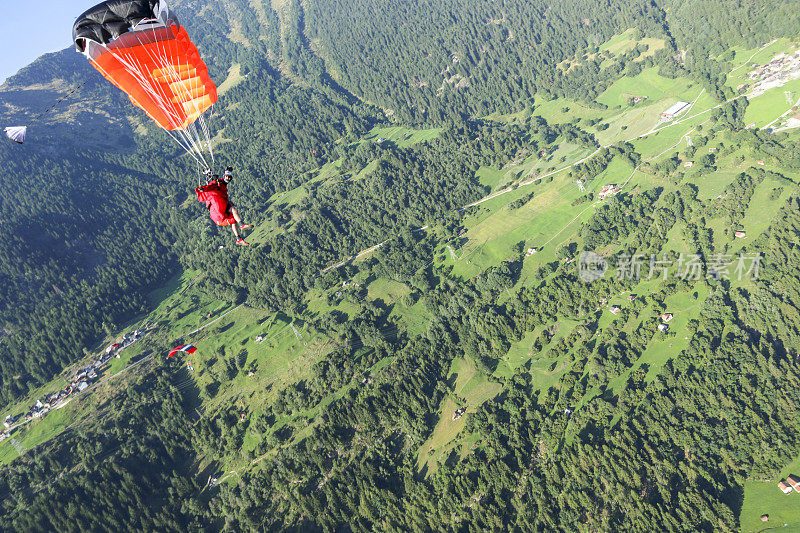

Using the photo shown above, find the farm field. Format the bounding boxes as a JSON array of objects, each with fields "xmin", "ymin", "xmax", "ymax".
[
  {"xmin": 596, "ymin": 68, "xmax": 700, "ymax": 108},
  {"xmin": 745, "ymin": 77, "xmax": 800, "ymax": 128},
  {"xmin": 360, "ymin": 125, "xmax": 441, "ymax": 148},
  {"xmin": 416, "ymin": 356, "xmax": 501, "ymax": 475},
  {"xmin": 740, "ymin": 480, "xmax": 800, "ymax": 533},
  {"xmin": 0, "ymin": 404, "xmax": 77, "ymax": 465}
]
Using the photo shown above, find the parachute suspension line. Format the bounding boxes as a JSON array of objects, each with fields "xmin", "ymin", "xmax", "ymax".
[
  {"xmin": 88, "ymin": 47, "xmax": 205, "ymax": 169},
  {"xmin": 92, "ymin": 22, "xmax": 217, "ymax": 172},
  {"xmin": 5, "ymin": 80, "xmax": 90, "ymax": 143},
  {"xmin": 30, "ymin": 81, "xmax": 89, "ymax": 124},
  {"xmin": 116, "ymin": 46, "xmax": 208, "ymax": 168},
  {"xmin": 144, "ymin": 22, "xmax": 215, "ymax": 170},
  {"xmin": 115, "ymin": 41, "xmax": 209, "ymax": 168},
  {"xmin": 196, "ymin": 159, "xmax": 204, "ymax": 188}
]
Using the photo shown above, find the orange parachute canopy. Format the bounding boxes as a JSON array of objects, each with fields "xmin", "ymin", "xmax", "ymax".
[
  {"xmin": 89, "ymin": 25, "xmax": 216, "ymax": 131},
  {"xmin": 74, "ymin": 1, "xmax": 217, "ymax": 133}
]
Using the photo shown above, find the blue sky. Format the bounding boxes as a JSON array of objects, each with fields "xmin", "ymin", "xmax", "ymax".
[{"xmin": 1, "ymin": 1, "xmax": 98, "ymax": 83}]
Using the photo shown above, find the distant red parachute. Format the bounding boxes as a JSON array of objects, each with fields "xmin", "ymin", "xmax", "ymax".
[
  {"xmin": 73, "ymin": 0, "xmax": 217, "ymax": 168},
  {"xmin": 168, "ymin": 344, "xmax": 197, "ymax": 358}
]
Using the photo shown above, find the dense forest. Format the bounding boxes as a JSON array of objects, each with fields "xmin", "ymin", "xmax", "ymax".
[{"xmin": 2, "ymin": 0, "xmax": 800, "ymax": 529}]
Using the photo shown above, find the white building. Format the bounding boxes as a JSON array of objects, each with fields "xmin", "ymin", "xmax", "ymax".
[{"xmin": 660, "ymin": 101, "xmax": 690, "ymax": 120}]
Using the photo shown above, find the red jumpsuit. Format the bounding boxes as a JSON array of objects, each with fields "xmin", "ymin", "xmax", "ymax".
[{"xmin": 196, "ymin": 179, "xmax": 237, "ymax": 226}]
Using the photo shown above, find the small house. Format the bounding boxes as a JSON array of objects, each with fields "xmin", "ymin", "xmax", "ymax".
[
  {"xmin": 658, "ymin": 323, "xmax": 669, "ymax": 332},
  {"xmin": 683, "ymin": 161, "xmax": 694, "ymax": 168},
  {"xmin": 734, "ymin": 231, "xmax": 746, "ymax": 238},
  {"xmin": 661, "ymin": 313, "xmax": 674, "ymax": 323},
  {"xmin": 627, "ymin": 294, "xmax": 637, "ymax": 302},
  {"xmin": 788, "ymin": 474, "xmax": 800, "ymax": 492},
  {"xmin": 609, "ymin": 305, "xmax": 621, "ymax": 315},
  {"xmin": 3, "ymin": 416, "xmax": 14, "ymax": 429},
  {"xmin": 77, "ymin": 382, "xmax": 89, "ymax": 392},
  {"xmin": 757, "ymin": 160, "xmax": 765, "ymax": 165},
  {"xmin": 779, "ymin": 479, "xmax": 794, "ymax": 494}
]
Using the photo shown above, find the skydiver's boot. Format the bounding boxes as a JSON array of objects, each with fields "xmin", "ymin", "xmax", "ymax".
[
  {"xmin": 240, "ymin": 223, "xmax": 254, "ymax": 230},
  {"xmin": 236, "ymin": 238, "xmax": 250, "ymax": 246}
]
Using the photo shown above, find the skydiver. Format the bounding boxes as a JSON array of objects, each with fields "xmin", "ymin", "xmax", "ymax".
[{"xmin": 195, "ymin": 166, "xmax": 254, "ymax": 245}]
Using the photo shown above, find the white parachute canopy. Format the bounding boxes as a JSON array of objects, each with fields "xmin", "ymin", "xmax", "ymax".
[{"xmin": 4, "ymin": 126, "xmax": 27, "ymax": 144}]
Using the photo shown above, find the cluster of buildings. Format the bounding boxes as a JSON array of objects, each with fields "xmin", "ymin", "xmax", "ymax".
[
  {"xmin": 109, "ymin": 329, "xmax": 146, "ymax": 355},
  {"xmin": 778, "ymin": 475, "xmax": 800, "ymax": 494},
  {"xmin": 335, "ymin": 280, "xmax": 362, "ymax": 299},
  {"xmin": 746, "ymin": 51, "xmax": 800, "ymax": 98},
  {"xmin": 0, "ymin": 328, "xmax": 147, "ymax": 441},
  {"xmin": 607, "ymin": 304, "xmax": 674, "ymax": 333},
  {"xmin": 658, "ymin": 313, "xmax": 673, "ymax": 332},
  {"xmin": 598, "ymin": 184, "xmax": 620, "ymax": 200},
  {"xmin": 19, "ymin": 360, "xmax": 106, "ymax": 424}
]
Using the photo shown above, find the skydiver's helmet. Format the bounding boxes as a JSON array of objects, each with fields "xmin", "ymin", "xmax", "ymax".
[{"xmin": 223, "ymin": 168, "xmax": 233, "ymax": 184}]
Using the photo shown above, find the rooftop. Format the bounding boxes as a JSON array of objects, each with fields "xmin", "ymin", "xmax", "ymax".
[{"xmin": 661, "ymin": 101, "xmax": 690, "ymax": 117}]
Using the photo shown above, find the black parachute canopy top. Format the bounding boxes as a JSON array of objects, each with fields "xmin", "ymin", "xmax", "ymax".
[{"xmin": 73, "ymin": 0, "xmax": 172, "ymax": 53}]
